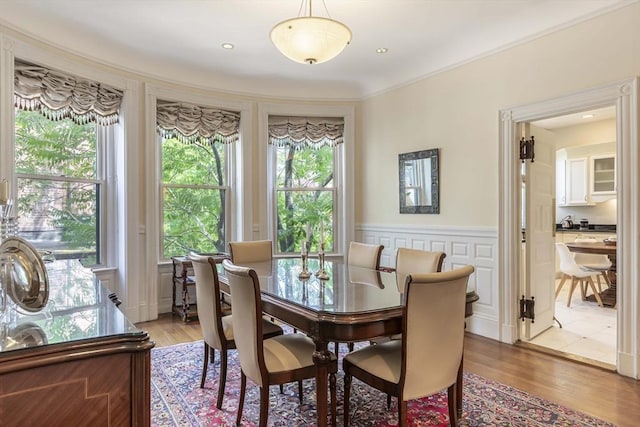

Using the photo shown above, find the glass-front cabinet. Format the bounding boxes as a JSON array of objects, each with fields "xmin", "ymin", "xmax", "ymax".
[{"xmin": 591, "ymin": 154, "xmax": 616, "ymax": 195}]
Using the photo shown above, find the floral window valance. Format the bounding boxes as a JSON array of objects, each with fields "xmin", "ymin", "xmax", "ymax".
[
  {"xmin": 156, "ymin": 100, "xmax": 240, "ymax": 145},
  {"xmin": 268, "ymin": 116, "xmax": 344, "ymax": 150},
  {"xmin": 14, "ymin": 59, "xmax": 124, "ymax": 126}
]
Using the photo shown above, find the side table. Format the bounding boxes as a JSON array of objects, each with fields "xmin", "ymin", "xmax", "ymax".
[{"xmin": 171, "ymin": 253, "xmax": 230, "ymax": 322}]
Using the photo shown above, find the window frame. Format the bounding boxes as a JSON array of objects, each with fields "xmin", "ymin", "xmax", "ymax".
[
  {"xmin": 258, "ymin": 103, "xmax": 355, "ymax": 258},
  {"xmin": 13, "ymin": 94, "xmax": 115, "ymax": 269},
  {"xmin": 158, "ymin": 137, "xmax": 231, "ymax": 259},
  {"xmin": 145, "ymin": 85, "xmax": 253, "ymax": 264}
]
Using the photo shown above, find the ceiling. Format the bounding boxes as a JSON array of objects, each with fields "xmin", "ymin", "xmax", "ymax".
[
  {"xmin": 532, "ymin": 106, "xmax": 617, "ymax": 130},
  {"xmin": 0, "ymin": 0, "xmax": 633, "ymax": 100}
]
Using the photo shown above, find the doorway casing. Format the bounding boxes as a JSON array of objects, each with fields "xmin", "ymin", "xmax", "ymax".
[{"xmin": 498, "ymin": 78, "xmax": 639, "ymax": 379}]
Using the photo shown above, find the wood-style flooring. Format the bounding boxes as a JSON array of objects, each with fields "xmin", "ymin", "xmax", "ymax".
[{"xmin": 137, "ymin": 313, "xmax": 639, "ymax": 426}]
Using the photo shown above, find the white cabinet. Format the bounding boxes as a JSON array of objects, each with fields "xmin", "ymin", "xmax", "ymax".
[
  {"xmin": 556, "ymin": 160, "xmax": 566, "ymax": 205},
  {"xmin": 566, "ymin": 158, "xmax": 591, "ymax": 205},
  {"xmin": 591, "ymin": 154, "xmax": 616, "ymax": 195}
]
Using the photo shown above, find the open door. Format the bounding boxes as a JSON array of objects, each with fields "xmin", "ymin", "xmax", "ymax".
[{"xmin": 521, "ymin": 123, "xmax": 556, "ymax": 340}]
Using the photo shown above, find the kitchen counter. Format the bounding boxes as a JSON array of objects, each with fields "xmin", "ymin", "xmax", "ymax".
[{"xmin": 555, "ymin": 224, "xmax": 616, "ymax": 233}]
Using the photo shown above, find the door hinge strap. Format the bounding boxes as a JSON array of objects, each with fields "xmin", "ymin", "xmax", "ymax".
[
  {"xmin": 519, "ymin": 295, "xmax": 535, "ymax": 322},
  {"xmin": 520, "ymin": 136, "xmax": 535, "ymax": 163}
]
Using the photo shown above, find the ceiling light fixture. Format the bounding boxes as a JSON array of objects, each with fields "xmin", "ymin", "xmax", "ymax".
[
  {"xmin": 376, "ymin": 48, "xmax": 388, "ymax": 54},
  {"xmin": 270, "ymin": 0, "xmax": 351, "ymax": 65},
  {"xmin": 582, "ymin": 114, "xmax": 595, "ymax": 119},
  {"xmin": 221, "ymin": 43, "xmax": 234, "ymax": 49}
]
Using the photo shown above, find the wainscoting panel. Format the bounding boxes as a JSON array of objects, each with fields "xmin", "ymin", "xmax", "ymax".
[{"xmin": 357, "ymin": 224, "xmax": 499, "ymax": 339}]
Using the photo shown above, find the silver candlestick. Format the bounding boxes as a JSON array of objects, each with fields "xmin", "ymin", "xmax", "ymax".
[
  {"xmin": 299, "ymin": 240, "xmax": 311, "ymax": 279},
  {"xmin": 316, "ymin": 242, "xmax": 329, "ymax": 280}
]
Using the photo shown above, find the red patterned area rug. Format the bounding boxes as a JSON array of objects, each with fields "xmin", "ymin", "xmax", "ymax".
[{"xmin": 151, "ymin": 340, "xmax": 615, "ymax": 426}]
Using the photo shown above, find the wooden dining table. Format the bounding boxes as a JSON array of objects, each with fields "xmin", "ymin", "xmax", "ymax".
[
  {"xmin": 217, "ymin": 257, "xmax": 478, "ymax": 426},
  {"xmin": 565, "ymin": 241, "xmax": 617, "ymax": 307}
]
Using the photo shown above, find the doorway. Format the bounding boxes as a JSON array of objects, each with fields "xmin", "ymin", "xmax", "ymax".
[
  {"xmin": 498, "ymin": 78, "xmax": 640, "ymax": 379},
  {"xmin": 520, "ymin": 107, "xmax": 617, "ymax": 368}
]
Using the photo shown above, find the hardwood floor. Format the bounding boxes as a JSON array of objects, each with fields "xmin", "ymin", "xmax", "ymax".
[{"xmin": 138, "ymin": 313, "xmax": 639, "ymax": 426}]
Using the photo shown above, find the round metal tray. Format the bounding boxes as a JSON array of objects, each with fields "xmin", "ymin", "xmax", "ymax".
[{"xmin": 0, "ymin": 236, "xmax": 49, "ymax": 313}]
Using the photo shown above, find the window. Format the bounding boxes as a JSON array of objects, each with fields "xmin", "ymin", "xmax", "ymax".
[
  {"xmin": 13, "ymin": 59, "xmax": 123, "ymax": 266},
  {"xmin": 157, "ymin": 100, "xmax": 240, "ymax": 259},
  {"xmin": 269, "ymin": 116, "xmax": 344, "ymax": 255}
]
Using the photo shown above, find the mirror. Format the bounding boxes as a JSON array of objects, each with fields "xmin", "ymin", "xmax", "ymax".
[{"xmin": 399, "ymin": 148, "xmax": 439, "ymax": 214}]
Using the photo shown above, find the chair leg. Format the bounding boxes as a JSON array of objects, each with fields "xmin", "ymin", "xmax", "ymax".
[
  {"xmin": 200, "ymin": 343, "xmax": 209, "ymax": 388},
  {"xmin": 602, "ymin": 271, "xmax": 611, "ymax": 288},
  {"xmin": 259, "ymin": 386, "xmax": 269, "ymax": 427},
  {"xmin": 555, "ymin": 274, "xmax": 569, "ymax": 298},
  {"xmin": 344, "ymin": 373, "xmax": 352, "ymax": 427},
  {"xmin": 567, "ymin": 278, "xmax": 578, "ymax": 307},
  {"xmin": 595, "ymin": 275, "xmax": 603, "ymax": 293},
  {"xmin": 448, "ymin": 383, "xmax": 458, "ymax": 427},
  {"xmin": 330, "ymin": 372, "xmax": 337, "ymax": 427},
  {"xmin": 279, "ymin": 384, "xmax": 284, "ymax": 394},
  {"xmin": 398, "ymin": 398, "xmax": 408, "ymax": 427},
  {"xmin": 587, "ymin": 277, "xmax": 604, "ymax": 307},
  {"xmin": 236, "ymin": 372, "xmax": 246, "ymax": 427},
  {"xmin": 348, "ymin": 342, "xmax": 354, "ymax": 352},
  {"xmin": 298, "ymin": 380, "xmax": 303, "ymax": 404},
  {"xmin": 216, "ymin": 349, "xmax": 228, "ymax": 409},
  {"xmin": 579, "ymin": 279, "xmax": 587, "ymax": 300},
  {"xmin": 387, "ymin": 394, "xmax": 392, "ymax": 409}
]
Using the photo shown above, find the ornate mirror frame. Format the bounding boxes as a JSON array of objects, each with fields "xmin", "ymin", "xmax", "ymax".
[{"xmin": 398, "ymin": 148, "xmax": 440, "ymax": 214}]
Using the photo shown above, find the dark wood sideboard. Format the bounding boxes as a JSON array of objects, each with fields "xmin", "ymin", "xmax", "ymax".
[{"xmin": 0, "ymin": 260, "xmax": 154, "ymax": 426}]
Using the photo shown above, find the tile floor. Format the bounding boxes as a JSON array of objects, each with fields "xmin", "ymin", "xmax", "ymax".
[{"xmin": 528, "ymin": 278, "xmax": 617, "ymax": 366}]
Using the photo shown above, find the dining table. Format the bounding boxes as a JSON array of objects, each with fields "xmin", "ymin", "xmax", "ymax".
[
  {"xmin": 565, "ymin": 240, "xmax": 617, "ymax": 307},
  {"xmin": 217, "ymin": 257, "xmax": 478, "ymax": 426}
]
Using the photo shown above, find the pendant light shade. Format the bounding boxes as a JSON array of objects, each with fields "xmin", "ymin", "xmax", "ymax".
[{"xmin": 270, "ymin": 2, "xmax": 351, "ymax": 65}]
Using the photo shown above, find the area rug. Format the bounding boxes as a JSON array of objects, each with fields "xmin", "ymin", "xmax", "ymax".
[{"xmin": 151, "ymin": 340, "xmax": 615, "ymax": 426}]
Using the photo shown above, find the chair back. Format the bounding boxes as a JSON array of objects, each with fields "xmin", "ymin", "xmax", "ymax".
[
  {"xmin": 222, "ymin": 259, "xmax": 266, "ymax": 387},
  {"xmin": 229, "ymin": 240, "xmax": 272, "ymax": 264},
  {"xmin": 555, "ymin": 243, "xmax": 583, "ymax": 276},
  {"xmin": 395, "ymin": 248, "xmax": 446, "ymax": 292},
  {"xmin": 573, "ymin": 238, "xmax": 611, "ymax": 268},
  {"xmin": 188, "ymin": 253, "xmax": 226, "ymax": 350},
  {"xmin": 348, "ymin": 241, "xmax": 384, "ymax": 269},
  {"xmin": 401, "ymin": 265, "xmax": 474, "ymax": 400}
]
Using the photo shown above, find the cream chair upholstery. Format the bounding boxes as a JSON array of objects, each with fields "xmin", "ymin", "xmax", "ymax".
[
  {"xmin": 347, "ymin": 241, "xmax": 384, "ymax": 269},
  {"xmin": 229, "ymin": 240, "xmax": 272, "ymax": 264},
  {"xmin": 555, "ymin": 243, "xmax": 604, "ymax": 307},
  {"xmin": 573, "ymin": 237, "xmax": 612, "ymax": 292},
  {"xmin": 343, "ymin": 265, "xmax": 474, "ymax": 427},
  {"xmin": 337, "ymin": 242, "xmax": 384, "ymax": 354},
  {"xmin": 222, "ymin": 260, "xmax": 338, "ymax": 427},
  {"xmin": 188, "ymin": 254, "xmax": 283, "ymax": 409},
  {"xmin": 395, "ymin": 247, "xmax": 446, "ymax": 293}
]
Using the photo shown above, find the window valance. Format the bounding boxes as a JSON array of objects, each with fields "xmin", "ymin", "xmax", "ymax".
[
  {"xmin": 156, "ymin": 100, "xmax": 240, "ymax": 145},
  {"xmin": 268, "ymin": 116, "xmax": 344, "ymax": 150},
  {"xmin": 14, "ymin": 59, "xmax": 124, "ymax": 126}
]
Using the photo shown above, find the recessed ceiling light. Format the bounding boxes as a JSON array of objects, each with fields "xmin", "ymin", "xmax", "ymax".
[
  {"xmin": 222, "ymin": 43, "xmax": 234, "ymax": 50},
  {"xmin": 582, "ymin": 114, "xmax": 595, "ymax": 119},
  {"xmin": 376, "ymin": 48, "xmax": 388, "ymax": 54}
]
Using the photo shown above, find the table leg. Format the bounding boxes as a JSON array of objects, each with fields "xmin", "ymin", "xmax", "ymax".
[{"xmin": 313, "ymin": 342, "xmax": 336, "ymax": 427}]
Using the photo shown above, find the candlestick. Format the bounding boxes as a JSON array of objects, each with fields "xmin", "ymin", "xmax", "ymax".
[
  {"xmin": 0, "ymin": 180, "xmax": 8, "ymax": 205},
  {"xmin": 299, "ymin": 240, "xmax": 311, "ymax": 278},
  {"xmin": 319, "ymin": 220, "xmax": 324, "ymax": 245},
  {"xmin": 306, "ymin": 224, "xmax": 311, "ymax": 241}
]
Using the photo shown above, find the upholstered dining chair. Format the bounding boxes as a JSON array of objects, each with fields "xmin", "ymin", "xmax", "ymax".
[
  {"xmin": 229, "ymin": 240, "xmax": 272, "ymax": 264},
  {"xmin": 337, "ymin": 241, "xmax": 385, "ymax": 354},
  {"xmin": 555, "ymin": 243, "xmax": 604, "ymax": 307},
  {"xmin": 188, "ymin": 253, "xmax": 283, "ymax": 409},
  {"xmin": 572, "ymin": 237, "xmax": 612, "ymax": 292},
  {"xmin": 343, "ymin": 265, "xmax": 474, "ymax": 427},
  {"xmin": 348, "ymin": 241, "xmax": 384, "ymax": 269},
  {"xmin": 222, "ymin": 259, "xmax": 338, "ymax": 427},
  {"xmin": 395, "ymin": 247, "xmax": 446, "ymax": 293}
]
